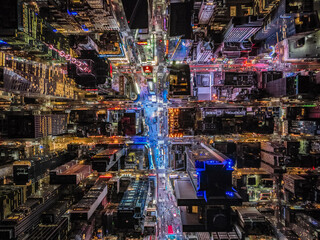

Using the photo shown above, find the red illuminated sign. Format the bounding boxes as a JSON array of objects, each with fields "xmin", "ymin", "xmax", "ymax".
[
  {"xmin": 109, "ymin": 63, "xmax": 113, "ymax": 78},
  {"xmin": 143, "ymin": 66, "xmax": 153, "ymax": 74},
  {"xmin": 99, "ymin": 173, "xmax": 113, "ymax": 179},
  {"xmin": 85, "ymin": 89, "xmax": 98, "ymax": 91}
]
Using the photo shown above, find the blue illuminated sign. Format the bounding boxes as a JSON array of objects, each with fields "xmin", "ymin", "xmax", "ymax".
[
  {"xmin": 82, "ymin": 25, "xmax": 89, "ymax": 32},
  {"xmin": 67, "ymin": 9, "xmax": 78, "ymax": 16},
  {"xmin": 226, "ymin": 191, "xmax": 234, "ymax": 197}
]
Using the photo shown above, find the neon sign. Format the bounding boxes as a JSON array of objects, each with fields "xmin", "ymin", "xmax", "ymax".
[
  {"xmin": 137, "ymin": 41, "xmax": 148, "ymax": 45},
  {"xmin": 48, "ymin": 44, "xmax": 91, "ymax": 73},
  {"xmin": 142, "ymin": 65, "xmax": 153, "ymax": 73},
  {"xmin": 269, "ymin": 45, "xmax": 276, "ymax": 57}
]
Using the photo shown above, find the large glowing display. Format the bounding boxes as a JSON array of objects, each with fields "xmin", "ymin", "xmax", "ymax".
[{"xmin": 48, "ymin": 44, "xmax": 91, "ymax": 73}]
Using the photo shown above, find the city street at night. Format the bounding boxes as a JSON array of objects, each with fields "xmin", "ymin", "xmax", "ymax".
[{"xmin": 1, "ymin": 0, "xmax": 320, "ymax": 240}]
